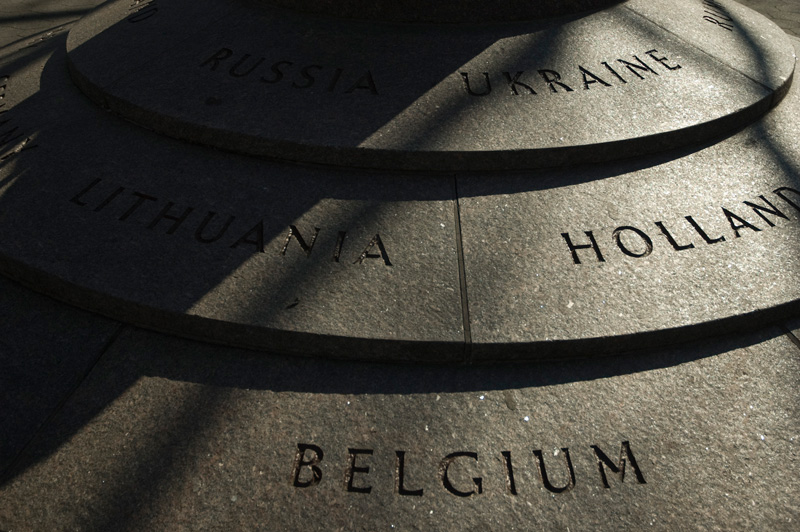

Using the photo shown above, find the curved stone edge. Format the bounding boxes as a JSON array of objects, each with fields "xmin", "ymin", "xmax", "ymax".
[
  {"xmin": 257, "ymin": 0, "xmax": 624, "ymax": 23},
  {"xmin": 0, "ymin": 253, "xmax": 465, "ymax": 363},
  {"xmin": 64, "ymin": 0, "xmax": 797, "ymax": 172},
  {"xmin": 65, "ymin": 53, "xmax": 793, "ymax": 172},
  {"xmin": 469, "ymin": 300, "xmax": 800, "ymax": 361},
  {"xmin": 0, "ymin": 10, "xmax": 794, "ymax": 363},
  {"xmin": 3, "ymin": 247, "xmax": 800, "ymax": 364}
]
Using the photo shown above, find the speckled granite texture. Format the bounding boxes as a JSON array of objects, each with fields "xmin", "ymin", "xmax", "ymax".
[{"xmin": 1, "ymin": 1, "xmax": 799, "ymax": 530}]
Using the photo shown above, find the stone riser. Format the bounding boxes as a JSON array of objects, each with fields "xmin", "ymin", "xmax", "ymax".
[{"xmin": 0, "ymin": 0, "xmax": 797, "ymax": 362}]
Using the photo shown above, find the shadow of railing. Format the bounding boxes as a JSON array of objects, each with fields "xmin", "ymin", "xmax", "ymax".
[{"xmin": 1, "ymin": 3, "xmax": 800, "ymax": 524}]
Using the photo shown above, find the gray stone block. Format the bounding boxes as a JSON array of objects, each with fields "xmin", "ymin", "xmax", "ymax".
[
  {"xmin": 2, "ymin": 2, "xmax": 800, "ymax": 529},
  {"xmin": 625, "ymin": 0, "xmax": 796, "ymax": 95},
  {"xmin": 66, "ymin": 0, "xmax": 794, "ymax": 170},
  {"xmin": 1, "ymin": 34, "xmax": 465, "ymax": 361},
  {"xmin": 0, "ymin": 276, "xmax": 119, "ymax": 476},
  {"xmin": 459, "ymin": 66, "xmax": 800, "ymax": 357},
  {"xmin": 1, "ymin": 325, "xmax": 797, "ymax": 530},
  {"xmin": 262, "ymin": 0, "xmax": 623, "ymax": 23},
  {"xmin": 1, "ymin": 1, "xmax": 800, "ymax": 361}
]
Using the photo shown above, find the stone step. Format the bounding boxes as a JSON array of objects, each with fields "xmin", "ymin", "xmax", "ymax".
[
  {"xmin": 66, "ymin": 0, "xmax": 795, "ymax": 170},
  {"xmin": 0, "ymin": 0, "xmax": 798, "ymax": 361}
]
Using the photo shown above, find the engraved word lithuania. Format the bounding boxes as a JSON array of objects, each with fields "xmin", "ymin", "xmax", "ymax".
[
  {"xmin": 70, "ymin": 178, "xmax": 392, "ymax": 266},
  {"xmin": 292, "ymin": 441, "xmax": 646, "ymax": 497}
]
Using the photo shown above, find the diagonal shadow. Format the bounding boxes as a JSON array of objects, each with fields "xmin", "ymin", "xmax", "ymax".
[{"xmin": 2, "ymin": 3, "xmax": 800, "ymax": 523}]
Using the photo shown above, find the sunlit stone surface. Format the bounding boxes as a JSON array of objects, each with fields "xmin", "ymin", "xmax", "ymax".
[{"xmin": 0, "ymin": 1, "xmax": 799, "ymax": 530}]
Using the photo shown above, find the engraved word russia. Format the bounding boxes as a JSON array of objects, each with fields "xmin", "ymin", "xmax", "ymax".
[{"xmin": 200, "ymin": 47, "xmax": 379, "ymax": 96}]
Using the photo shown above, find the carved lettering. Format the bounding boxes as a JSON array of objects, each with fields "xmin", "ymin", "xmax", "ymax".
[
  {"xmin": 68, "ymin": 180, "xmax": 391, "ymax": 265},
  {"xmin": 147, "ymin": 201, "xmax": 193, "ymax": 234},
  {"xmin": 616, "ymin": 56, "xmax": 657, "ymax": 80},
  {"xmin": 292, "ymin": 443, "xmax": 323, "ymax": 488},
  {"xmin": 200, "ymin": 48, "xmax": 234, "ymax": 71},
  {"xmin": 601, "ymin": 62, "xmax": 627, "ymax": 83},
  {"xmin": 327, "ymin": 68, "xmax": 344, "ymax": 92},
  {"xmin": 655, "ymin": 221, "xmax": 694, "ymax": 251},
  {"xmin": 538, "ymin": 69, "xmax": 574, "ymax": 93},
  {"xmin": 590, "ymin": 441, "xmax": 647, "ymax": 488},
  {"xmin": 566, "ymin": 187, "xmax": 800, "ymax": 264},
  {"xmin": 722, "ymin": 207, "xmax": 760, "ymax": 237},
  {"xmin": 230, "ymin": 220, "xmax": 265, "ymax": 253},
  {"xmin": 292, "ymin": 65, "xmax": 323, "ymax": 89},
  {"xmin": 345, "ymin": 448, "xmax": 373, "ymax": 494},
  {"xmin": 686, "ymin": 215, "xmax": 726, "ymax": 244},
  {"xmin": 354, "ymin": 234, "xmax": 392, "ymax": 266},
  {"xmin": 701, "ymin": 0, "xmax": 735, "ymax": 31},
  {"xmin": 281, "ymin": 225, "xmax": 320, "ymax": 256},
  {"xmin": 562, "ymin": 231, "xmax": 605, "ymax": 264},
  {"xmin": 501, "ymin": 451, "xmax": 518, "ymax": 495},
  {"xmin": 646, "ymin": 49, "xmax": 681, "ymax": 71},
  {"xmin": 200, "ymin": 47, "xmax": 378, "ymax": 95},
  {"xmin": 345, "ymin": 71, "xmax": 379, "ymax": 95},
  {"xmin": 744, "ymin": 196, "xmax": 788, "ymax": 227},
  {"xmin": 332, "ymin": 231, "xmax": 347, "ymax": 262},
  {"xmin": 70, "ymin": 178, "xmax": 102, "ymax": 207},
  {"xmin": 461, "ymin": 72, "xmax": 491, "ymax": 96},
  {"xmin": 229, "ymin": 54, "xmax": 265, "ymax": 78},
  {"xmin": 579, "ymin": 66, "xmax": 611, "ymax": 89},
  {"xmin": 503, "ymin": 71, "xmax": 537, "ymax": 95},
  {"xmin": 440, "ymin": 452, "xmax": 482, "ymax": 497},
  {"xmin": 774, "ymin": 186, "xmax": 800, "ymax": 213},
  {"xmin": 533, "ymin": 448, "xmax": 575, "ymax": 493},
  {"xmin": 118, "ymin": 192, "xmax": 157, "ymax": 221},
  {"xmin": 290, "ymin": 442, "xmax": 647, "ymax": 496},
  {"xmin": 612, "ymin": 226, "xmax": 653, "ymax": 258},
  {"xmin": 462, "ymin": 48, "xmax": 681, "ymax": 98},
  {"xmin": 128, "ymin": 0, "xmax": 158, "ymax": 23},
  {"xmin": 94, "ymin": 186, "xmax": 126, "ymax": 213},
  {"xmin": 261, "ymin": 60, "xmax": 293, "ymax": 84},
  {"xmin": 195, "ymin": 211, "xmax": 236, "ymax": 244},
  {"xmin": 395, "ymin": 451, "xmax": 424, "ymax": 496}
]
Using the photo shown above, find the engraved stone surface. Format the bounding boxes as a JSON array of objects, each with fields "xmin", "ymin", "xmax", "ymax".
[
  {"xmin": 0, "ymin": 276, "xmax": 119, "ymax": 474},
  {"xmin": 459, "ymin": 72, "xmax": 800, "ymax": 357},
  {"xmin": 262, "ymin": 0, "xmax": 624, "ymax": 23},
  {"xmin": 2, "ymin": 0, "xmax": 800, "ymax": 529},
  {"xmin": 0, "ymin": 0, "xmax": 798, "ymax": 361},
  {"xmin": 66, "ymin": 0, "xmax": 795, "ymax": 170},
  {"xmin": 1, "ymin": 322, "xmax": 798, "ymax": 529},
  {"xmin": 626, "ymin": 0, "xmax": 796, "ymax": 94},
  {"xmin": 0, "ymin": 37, "xmax": 465, "ymax": 360}
]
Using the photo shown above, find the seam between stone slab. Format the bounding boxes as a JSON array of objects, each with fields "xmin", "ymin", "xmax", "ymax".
[
  {"xmin": 0, "ymin": 322, "xmax": 126, "ymax": 484},
  {"xmin": 452, "ymin": 176, "xmax": 473, "ymax": 362},
  {"xmin": 621, "ymin": 3, "xmax": 785, "ymax": 95},
  {"xmin": 0, "ymin": 20, "xmax": 76, "ymax": 55},
  {"xmin": 779, "ymin": 323, "xmax": 800, "ymax": 350}
]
